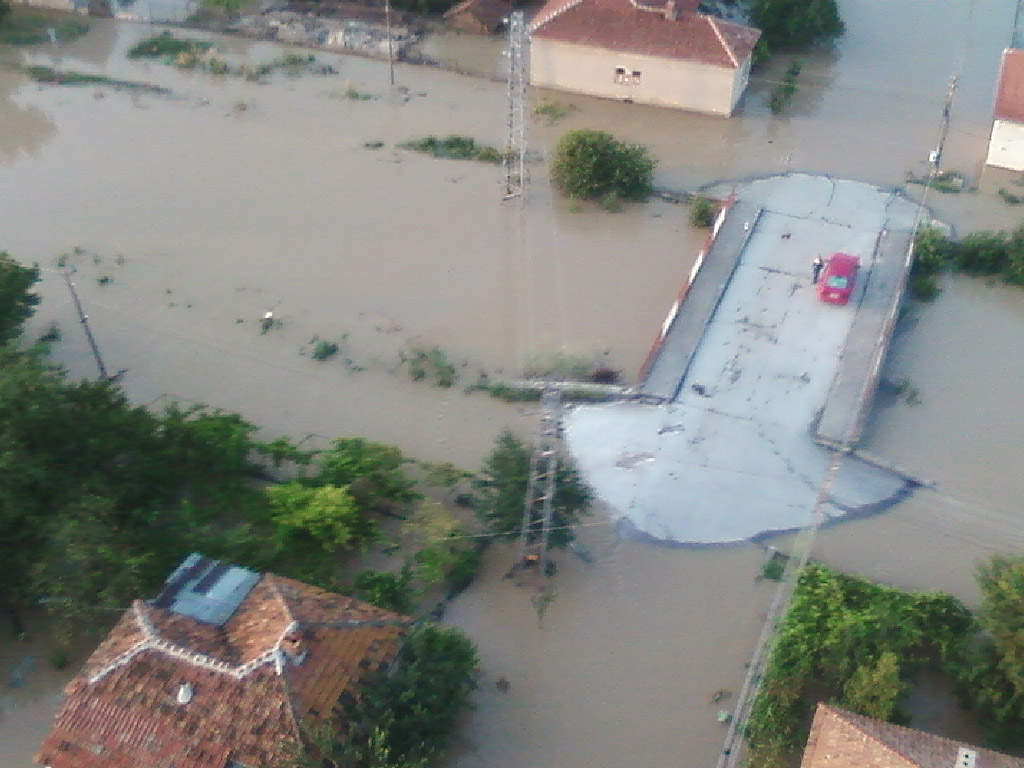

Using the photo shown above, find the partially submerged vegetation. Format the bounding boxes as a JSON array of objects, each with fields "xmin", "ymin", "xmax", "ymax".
[
  {"xmin": 748, "ymin": 557, "xmax": 1024, "ymax": 766},
  {"xmin": 127, "ymin": 31, "xmax": 214, "ymax": 59},
  {"xmin": 127, "ymin": 32, "xmax": 333, "ymax": 80},
  {"xmin": 689, "ymin": 194, "xmax": 718, "ymax": 228},
  {"xmin": 399, "ymin": 135, "xmax": 504, "ymax": 163},
  {"xmin": 0, "ymin": 9, "xmax": 88, "ymax": 46},
  {"xmin": 21, "ymin": 65, "xmax": 170, "ymax": 93},
  {"xmin": 905, "ymin": 169, "xmax": 967, "ymax": 194},
  {"xmin": 910, "ymin": 224, "xmax": 1024, "ymax": 300},
  {"xmin": 768, "ymin": 60, "xmax": 802, "ymax": 114},
  {"xmin": 534, "ymin": 99, "xmax": 578, "ymax": 124},
  {"xmin": 550, "ymin": 129, "xmax": 655, "ymax": 206}
]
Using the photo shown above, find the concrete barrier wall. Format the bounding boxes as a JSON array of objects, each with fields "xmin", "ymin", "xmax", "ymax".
[{"xmin": 636, "ymin": 191, "xmax": 735, "ymax": 385}]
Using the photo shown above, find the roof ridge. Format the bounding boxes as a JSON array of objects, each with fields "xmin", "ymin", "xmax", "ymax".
[
  {"xmin": 265, "ymin": 573, "xmax": 297, "ymax": 627},
  {"xmin": 530, "ymin": 0, "xmax": 585, "ymax": 32},
  {"xmin": 705, "ymin": 14, "xmax": 739, "ymax": 68}
]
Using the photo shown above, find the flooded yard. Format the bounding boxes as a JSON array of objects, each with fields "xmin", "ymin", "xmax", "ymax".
[{"xmin": 2, "ymin": 0, "xmax": 1024, "ymax": 763}]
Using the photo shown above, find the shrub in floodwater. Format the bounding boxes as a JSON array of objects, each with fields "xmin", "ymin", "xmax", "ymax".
[
  {"xmin": 311, "ymin": 339, "xmax": 340, "ymax": 361},
  {"xmin": 768, "ymin": 60, "xmax": 802, "ymax": 115},
  {"xmin": 400, "ymin": 135, "xmax": 504, "ymax": 164},
  {"xmin": 689, "ymin": 194, "xmax": 717, "ymax": 227},
  {"xmin": 403, "ymin": 345, "xmax": 458, "ymax": 387},
  {"xmin": 49, "ymin": 647, "xmax": 70, "ymax": 669},
  {"xmin": 127, "ymin": 32, "xmax": 212, "ymax": 59},
  {"xmin": 37, "ymin": 321, "xmax": 60, "ymax": 343},
  {"xmin": 534, "ymin": 99, "xmax": 577, "ymax": 124}
]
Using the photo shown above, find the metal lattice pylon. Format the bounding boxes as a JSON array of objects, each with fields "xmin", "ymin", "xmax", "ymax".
[
  {"xmin": 515, "ymin": 385, "xmax": 563, "ymax": 578},
  {"xmin": 504, "ymin": 10, "xmax": 528, "ymax": 201}
]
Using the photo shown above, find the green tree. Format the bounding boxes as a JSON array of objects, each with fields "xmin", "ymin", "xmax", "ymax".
[
  {"xmin": 266, "ymin": 482, "xmax": 375, "ymax": 553},
  {"xmin": 353, "ymin": 566, "xmax": 417, "ymax": 614},
  {"xmin": 315, "ymin": 438, "xmax": 420, "ymax": 512},
  {"xmin": 0, "ymin": 2, "xmax": 11, "ymax": 29},
  {"xmin": 31, "ymin": 497, "xmax": 153, "ymax": 643},
  {"xmin": 550, "ymin": 129, "xmax": 655, "ymax": 202},
  {"xmin": 341, "ymin": 624, "xmax": 478, "ymax": 766},
  {"xmin": 749, "ymin": 0, "xmax": 844, "ymax": 50},
  {"xmin": 0, "ymin": 252, "xmax": 40, "ymax": 344},
  {"xmin": 473, "ymin": 429, "xmax": 592, "ymax": 549},
  {"xmin": 841, "ymin": 651, "xmax": 904, "ymax": 720},
  {"xmin": 976, "ymin": 555, "xmax": 1024, "ymax": 694}
]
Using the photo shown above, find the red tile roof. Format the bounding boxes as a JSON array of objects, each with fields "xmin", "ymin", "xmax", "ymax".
[
  {"xmin": 530, "ymin": 0, "xmax": 759, "ymax": 69},
  {"xmin": 36, "ymin": 567, "xmax": 412, "ymax": 768},
  {"xmin": 800, "ymin": 703, "xmax": 1024, "ymax": 768},
  {"xmin": 995, "ymin": 48, "xmax": 1024, "ymax": 123}
]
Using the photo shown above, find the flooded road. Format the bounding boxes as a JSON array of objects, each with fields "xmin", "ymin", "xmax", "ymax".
[{"xmin": 2, "ymin": 0, "xmax": 1024, "ymax": 764}]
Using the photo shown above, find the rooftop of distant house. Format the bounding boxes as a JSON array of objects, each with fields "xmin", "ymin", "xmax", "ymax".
[
  {"xmin": 800, "ymin": 703, "xmax": 1024, "ymax": 768},
  {"xmin": 995, "ymin": 48, "xmax": 1024, "ymax": 123},
  {"xmin": 35, "ymin": 553, "xmax": 412, "ymax": 768},
  {"xmin": 530, "ymin": 0, "xmax": 760, "ymax": 69}
]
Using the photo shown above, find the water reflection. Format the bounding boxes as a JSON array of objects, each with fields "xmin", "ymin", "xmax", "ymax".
[{"xmin": 0, "ymin": 67, "xmax": 56, "ymax": 164}]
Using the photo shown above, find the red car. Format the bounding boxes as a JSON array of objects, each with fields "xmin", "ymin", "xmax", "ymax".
[{"xmin": 818, "ymin": 252, "xmax": 860, "ymax": 305}]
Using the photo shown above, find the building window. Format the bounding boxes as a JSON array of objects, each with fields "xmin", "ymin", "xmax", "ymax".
[{"xmin": 614, "ymin": 67, "xmax": 641, "ymax": 86}]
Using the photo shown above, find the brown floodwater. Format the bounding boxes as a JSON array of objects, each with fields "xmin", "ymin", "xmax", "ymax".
[{"xmin": 2, "ymin": 0, "xmax": 1024, "ymax": 764}]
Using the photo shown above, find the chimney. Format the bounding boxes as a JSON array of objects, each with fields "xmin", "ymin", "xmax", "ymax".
[
  {"xmin": 177, "ymin": 683, "xmax": 194, "ymax": 705},
  {"xmin": 663, "ymin": 0, "xmax": 677, "ymax": 20},
  {"xmin": 281, "ymin": 632, "xmax": 308, "ymax": 665},
  {"xmin": 956, "ymin": 748, "xmax": 977, "ymax": 768}
]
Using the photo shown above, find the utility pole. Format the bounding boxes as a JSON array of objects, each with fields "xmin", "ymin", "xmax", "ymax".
[
  {"xmin": 63, "ymin": 271, "xmax": 109, "ymax": 381},
  {"xmin": 503, "ymin": 10, "xmax": 528, "ymax": 200},
  {"xmin": 384, "ymin": 0, "xmax": 395, "ymax": 87},
  {"xmin": 514, "ymin": 384, "xmax": 563, "ymax": 580},
  {"xmin": 714, "ymin": 453, "xmax": 840, "ymax": 768}
]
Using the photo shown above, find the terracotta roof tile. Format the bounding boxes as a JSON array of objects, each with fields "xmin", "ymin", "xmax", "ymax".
[
  {"xmin": 35, "ymin": 560, "xmax": 413, "ymax": 768},
  {"xmin": 995, "ymin": 48, "xmax": 1024, "ymax": 123},
  {"xmin": 530, "ymin": 0, "xmax": 759, "ymax": 69},
  {"xmin": 800, "ymin": 703, "xmax": 1024, "ymax": 768}
]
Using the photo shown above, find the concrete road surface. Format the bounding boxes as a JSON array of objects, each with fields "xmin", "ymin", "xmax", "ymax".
[{"xmin": 566, "ymin": 175, "xmax": 921, "ymax": 544}]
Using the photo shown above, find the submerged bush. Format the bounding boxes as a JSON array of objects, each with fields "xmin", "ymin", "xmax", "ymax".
[{"xmin": 550, "ymin": 129, "xmax": 654, "ymax": 203}]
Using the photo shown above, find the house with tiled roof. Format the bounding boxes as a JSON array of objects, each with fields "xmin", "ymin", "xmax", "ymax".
[
  {"xmin": 443, "ymin": 0, "xmax": 513, "ymax": 34},
  {"xmin": 986, "ymin": 48, "xmax": 1024, "ymax": 170},
  {"xmin": 35, "ymin": 554, "xmax": 413, "ymax": 768},
  {"xmin": 800, "ymin": 703, "xmax": 1024, "ymax": 768},
  {"xmin": 529, "ymin": 0, "xmax": 760, "ymax": 115}
]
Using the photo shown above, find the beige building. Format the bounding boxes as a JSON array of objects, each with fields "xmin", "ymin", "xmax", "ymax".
[
  {"xmin": 986, "ymin": 48, "xmax": 1024, "ymax": 171},
  {"xmin": 529, "ymin": 0, "xmax": 760, "ymax": 116}
]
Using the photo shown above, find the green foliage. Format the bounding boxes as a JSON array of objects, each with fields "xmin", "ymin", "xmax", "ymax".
[
  {"xmin": 689, "ymin": 194, "xmax": 718, "ymax": 228},
  {"xmin": 311, "ymin": 339, "xmax": 340, "ymax": 361},
  {"xmin": 341, "ymin": 624, "xmax": 478, "ymax": 765},
  {"xmin": 745, "ymin": 563, "xmax": 975, "ymax": 767},
  {"xmin": 402, "ymin": 502, "xmax": 477, "ymax": 587},
  {"xmin": 768, "ymin": 60, "xmax": 802, "ymax": 114},
  {"xmin": 127, "ymin": 32, "xmax": 213, "ymax": 59},
  {"xmin": 23, "ymin": 66, "xmax": 169, "ymax": 93},
  {"xmin": 473, "ymin": 429, "xmax": 592, "ymax": 549},
  {"xmin": 842, "ymin": 651, "xmax": 905, "ymax": 721},
  {"xmin": 266, "ymin": 483, "xmax": 375, "ymax": 553},
  {"xmin": 353, "ymin": 566, "xmax": 417, "ymax": 614},
  {"xmin": 201, "ymin": 0, "xmax": 247, "ymax": 17},
  {"xmin": 403, "ymin": 345, "xmax": 458, "ymax": 387},
  {"xmin": 550, "ymin": 129, "xmax": 655, "ymax": 202},
  {"xmin": 0, "ymin": 13, "xmax": 88, "ymax": 45},
  {"xmin": 400, "ymin": 136, "xmax": 504, "ymax": 164},
  {"xmin": 749, "ymin": 0, "xmax": 845, "ymax": 50},
  {"xmin": 315, "ymin": 437, "xmax": 420, "ymax": 512},
  {"xmin": 946, "ymin": 554, "xmax": 1024, "ymax": 748},
  {"xmin": 0, "ymin": 252, "xmax": 40, "ymax": 344},
  {"xmin": 534, "ymin": 99, "xmax": 577, "ymax": 124},
  {"xmin": 31, "ymin": 496, "xmax": 154, "ymax": 644}
]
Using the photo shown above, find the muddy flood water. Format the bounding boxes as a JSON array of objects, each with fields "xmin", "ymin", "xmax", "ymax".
[{"xmin": 2, "ymin": 0, "xmax": 1024, "ymax": 763}]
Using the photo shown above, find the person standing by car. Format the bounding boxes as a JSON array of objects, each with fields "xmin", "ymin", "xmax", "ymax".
[{"xmin": 811, "ymin": 255, "xmax": 824, "ymax": 283}]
